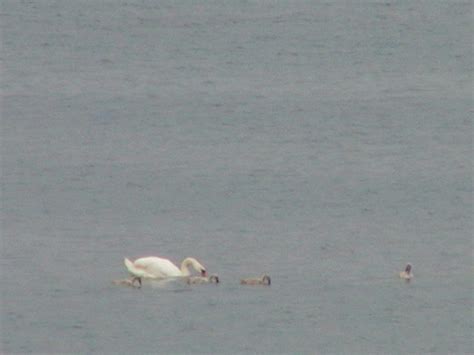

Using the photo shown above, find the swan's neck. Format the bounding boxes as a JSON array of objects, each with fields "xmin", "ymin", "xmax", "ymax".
[{"xmin": 180, "ymin": 258, "xmax": 195, "ymax": 276}]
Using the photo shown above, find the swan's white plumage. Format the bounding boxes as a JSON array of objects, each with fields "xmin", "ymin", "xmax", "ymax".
[{"xmin": 124, "ymin": 256, "xmax": 205, "ymax": 279}]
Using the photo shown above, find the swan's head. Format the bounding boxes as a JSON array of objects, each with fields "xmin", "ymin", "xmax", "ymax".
[
  {"xmin": 262, "ymin": 275, "xmax": 271, "ymax": 285},
  {"xmin": 405, "ymin": 263, "xmax": 412, "ymax": 273},
  {"xmin": 183, "ymin": 257, "xmax": 207, "ymax": 276},
  {"xmin": 194, "ymin": 260, "xmax": 207, "ymax": 276}
]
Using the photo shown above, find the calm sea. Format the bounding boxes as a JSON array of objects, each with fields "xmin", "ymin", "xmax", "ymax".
[{"xmin": 1, "ymin": 1, "xmax": 472, "ymax": 354}]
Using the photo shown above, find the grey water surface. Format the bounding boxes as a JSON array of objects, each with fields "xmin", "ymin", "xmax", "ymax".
[{"xmin": 1, "ymin": 1, "xmax": 472, "ymax": 354}]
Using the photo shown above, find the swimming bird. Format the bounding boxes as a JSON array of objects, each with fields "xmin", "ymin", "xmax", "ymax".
[
  {"xmin": 186, "ymin": 274, "xmax": 220, "ymax": 285},
  {"xmin": 112, "ymin": 277, "xmax": 141, "ymax": 288},
  {"xmin": 124, "ymin": 256, "xmax": 207, "ymax": 285},
  {"xmin": 240, "ymin": 274, "xmax": 271, "ymax": 286},
  {"xmin": 399, "ymin": 263, "xmax": 413, "ymax": 281}
]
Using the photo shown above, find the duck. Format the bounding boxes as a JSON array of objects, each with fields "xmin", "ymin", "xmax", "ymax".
[
  {"xmin": 186, "ymin": 274, "xmax": 220, "ymax": 285},
  {"xmin": 240, "ymin": 274, "xmax": 271, "ymax": 286},
  {"xmin": 399, "ymin": 263, "xmax": 413, "ymax": 281}
]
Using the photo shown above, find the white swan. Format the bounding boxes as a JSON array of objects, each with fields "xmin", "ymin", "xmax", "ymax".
[
  {"xmin": 186, "ymin": 274, "xmax": 220, "ymax": 285},
  {"xmin": 240, "ymin": 274, "xmax": 271, "ymax": 286},
  {"xmin": 399, "ymin": 263, "xmax": 413, "ymax": 281},
  {"xmin": 124, "ymin": 256, "xmax": 207, "ymax": 281}
]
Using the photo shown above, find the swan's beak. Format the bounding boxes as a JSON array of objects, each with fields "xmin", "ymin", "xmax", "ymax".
[{"xmin": 201, "ymin": 269, "xmax": 207, "ymax": 276}]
